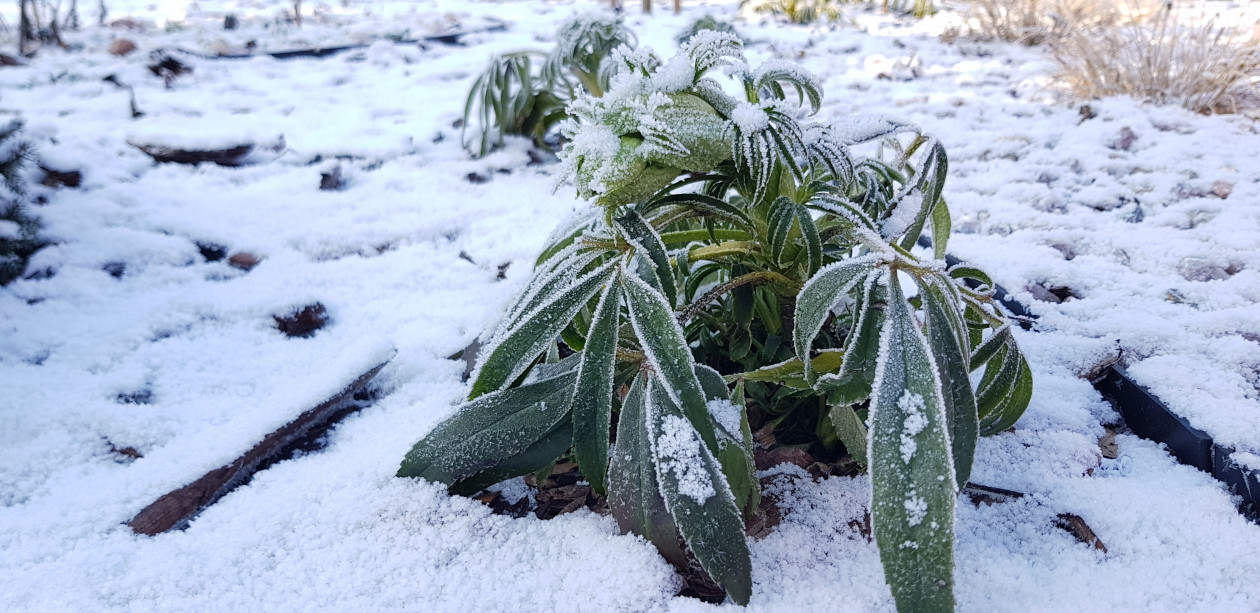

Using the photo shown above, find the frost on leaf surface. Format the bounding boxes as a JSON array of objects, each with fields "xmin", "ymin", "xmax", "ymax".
[
  {"xmin": 881, "ymin": 192, "xmax": 922, "ymax": 240},
  {"xmin": 679, "ymin": 30, "xmax": 742, "ymax": 76},
  {"xmin": 897, "ymin": 389, "xmax": 927, "ymax": 465},
  {"xmin": 904, "ymin": 490, "xmax": 927, "ymax": 527},
  {"xmin": 707, "ymin": 398, "xmax": 742, "ymax": 439},
  {"xmin": 653, "ymin": 415, "xmax": 716, "ymax": 504}
]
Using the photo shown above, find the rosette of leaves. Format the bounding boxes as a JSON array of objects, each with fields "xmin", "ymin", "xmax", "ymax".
[
  {"xmin": 462, "ymin": 14, "xmax": 636, "ymax": 157},
  {"xmin": 402, "ymin": 33, "xmax": 1031, "ymax": 611}
]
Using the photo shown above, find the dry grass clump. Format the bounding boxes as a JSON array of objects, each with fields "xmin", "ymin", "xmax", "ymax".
[
  {"xmin": 1049, "ymin": 4, "xmax": 1260, "ymax": 114},
  {"xmin": 962, "ymin": 0, "xmax": 1160, "ymax": 45}
]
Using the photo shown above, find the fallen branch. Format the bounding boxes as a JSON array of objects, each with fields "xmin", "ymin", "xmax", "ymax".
[{"xmin": 128, "ymin": 355, "xmax": 393, "ymax": 535}]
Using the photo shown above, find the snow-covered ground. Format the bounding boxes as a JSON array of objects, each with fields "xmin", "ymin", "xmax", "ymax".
[{"xmin": 1, "ymin": 0, "xmax": 1258, "ymax": 610}]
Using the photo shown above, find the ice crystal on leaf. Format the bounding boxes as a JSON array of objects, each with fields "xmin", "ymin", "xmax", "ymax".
[
  {"xmin": 707, "ymin": 398, "xmax": 743, "ymax": 438},
  {"xmin": 654, "ymin": 414, "xmax": 717, "ymax": 504}
]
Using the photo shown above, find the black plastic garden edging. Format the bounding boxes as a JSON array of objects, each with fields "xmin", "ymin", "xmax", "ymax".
[
  {"xmin": 917, "ymin": 236, "xmax": 1259, "ymax": 522},
  {"xmin": 165, "ymin": 20, "xmax": 508, "ymax": 62}
]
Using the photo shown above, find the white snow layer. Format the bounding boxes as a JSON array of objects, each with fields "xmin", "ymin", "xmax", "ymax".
[{"xmin": 1, "ymin": 0, "xmax": 1259, "ymax": 611}]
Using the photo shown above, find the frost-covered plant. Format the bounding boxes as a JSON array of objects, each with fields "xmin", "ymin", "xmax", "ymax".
[
  {"xmin": 402, "ymin": 33, "xmax": 1031, "ymax": 610},
  {"xmin": 0, "ymin": 120, "xmax": 43, "ymax": 286},
  {"xmin": 462, "ymin": 14, "xmax": 636, "ymax": 156}
]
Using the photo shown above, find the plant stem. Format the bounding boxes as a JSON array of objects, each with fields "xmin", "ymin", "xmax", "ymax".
[
  {"xmin": 677, "ymin": 271, "xmax": 801, "ymax": 324},
  {"xmin": 688, "ymin": 240, "xmax": 759, "ymax": 261},
  {"xmin": 659, "ymin": 228, "xmax": 752, "ymax": 246}
]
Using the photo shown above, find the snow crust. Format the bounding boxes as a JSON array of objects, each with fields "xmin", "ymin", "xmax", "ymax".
[{"xmin": 1, "ymin": 0, "xmax": 1259, "ymax": 611}]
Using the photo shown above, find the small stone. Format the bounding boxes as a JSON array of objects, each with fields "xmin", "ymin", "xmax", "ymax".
[
  {"xmin": 1049, "ymin": 243, "xmax": 1076, "ymax": 261},
  {"xmin": 1177, "ymin": 257, "xmax": 1230, "ymax": 282},
  {"xmin": 228, "ymin": 252, "xmax": 259, "ymax": 271},
  {"xmin": 224, "ymin": 14, "xmax": 239, "ymax": 30},
  {"xmin": 195, "ymin": 241, "xmax": 227, "ymax": 262},
  {"xmin": 39, "ymin": 165, "xmax": 82, "ymax": 188},
  {"xmin": 319, "ymin": 165, "xmax": 344, "ymax": 191},
  {"xmin": 273, "ymin": 303, "xmax": 329, "ymax": 338},
  {"xmin": 1026, "ymin": 283, "xmax": 1061, "ymax": 303},
  {"xmin": 1110, "ymin": 127, "xmax": 1137, "ymax": 152},
  {"xmin": 108, "ymin": 39, "xmax": 137, "ymax": 56},
  {"xmin": 103, "ymin": 262, "xmax": 126, "ymax": 279},
  {"xmin": 1211, "ymin": 180, "xmax": 1233, "ymax": 199}
]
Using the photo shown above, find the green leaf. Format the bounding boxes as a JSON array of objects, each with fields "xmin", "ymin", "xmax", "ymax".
[
  {"xmin": 969, "ymin": 325, "xmax": 1011, "ymax": 372},
  {"xmin": 448, "ymin": 419, "xmax": 574, "ymax": 496},
  {"xmin": 695, "ymin": 364, "xmax": 731, "ymax": 401},
  {"xmin": 647, "ymin": 379, "xmax": 753, "ymax": 606},
  {"xmin": 931, "ymin": 199, "xmax": 951, "ymax": 261},
  {"xmin": 793, "ymin": 256, "xmax": 878, "ymax": 384},
  {"xmin": 398, "ymin": 357, "xmax": 580, "ymax": 484},
  {"xmin": 616, "ymin": 211, "xmax": 677, "ymax": 308},
  {"xmin": 917, "ymin": 275, "xmax": 978, "ymax": 489},
  {"xmin": 607, "ymin": 374, "xmax": 687, "ymax": 568},
  {"xmin": 732, "ymin": 263, "xmax": 755, "ymax": 328},
  {"xmin": 828, "ymin": 405, "xmax": 868, "ymax": 466},
  {"xmin": 949, "ymin": 265, "xmax": 994, "ymax": 296},
  {"xmin": 796, "ymin": 202, "xmax": 823, "ymax": 277},
  {"xmin": 978, "ymin": 344, "xmax": 1033, "ymax": 435},
  {"xmin": 817, "ymin": 271, "xmax": 887, "ymax": 403},
  {"xmin": 897, "ymin": 142, "xmax": 948, "ymax": 251},
  {"xmin": 767, "ymin": 197, "xmax": 795, "ymax": 267},
  {"xmin": 641, "ymin": 193, "xmax": 754, "ymax": 232},
  {"xmin": 732, "ymin": 379, "xmax": 760, "ymax": 515},
  {"xmin": 868, "ymin": 271, "xmax": 957, "ymax": 613},
  {"xmin": 622, "ymin": 272, "xmax": 719, "ymax": 454},
  {"xmin": 502, "ymin": 247, "xmax": 603, "ymax": 333},
  {"xmin": 570, "ymin": 272, "xmax": 622, "ymax": 495},
  {"xmin": 471, "ymin": 259, "xmax": 618, "ymax": 398},
  {"xmin": 975, "ymin": 344, "xmax": 1020, "ymax": 424}
]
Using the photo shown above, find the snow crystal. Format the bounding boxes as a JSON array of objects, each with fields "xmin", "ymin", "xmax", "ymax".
[
  {"xmin": 904, "ymin": 490, "xmax": 927, "ymax": 527},
  {"xmin": 730, "ymin": 102, "xmax": 770, "ymax": 134},
  {"xmin": 898, "ymin": 390, "xmax": 928, "ymax": 464},
  {"xmin": 655, "ymin": 415, "xmax": 716, "ymax": 504},
  {"xmin": 707, "ymin": 398, "xmax": 742, "ymax": 438}
]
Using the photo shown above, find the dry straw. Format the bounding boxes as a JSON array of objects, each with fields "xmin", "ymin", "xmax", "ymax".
[{"xmin": 1048, "ymin": 2, "xmax": 1260, "ymax": 114}]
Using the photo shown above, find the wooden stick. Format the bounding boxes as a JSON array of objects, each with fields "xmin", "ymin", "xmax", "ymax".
[{"xmin": 128, "ymin": 357, "xmax": 392, "ymax": 535}]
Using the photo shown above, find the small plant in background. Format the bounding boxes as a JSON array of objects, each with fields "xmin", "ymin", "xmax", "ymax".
[
  {"xmin": 0, "ymin": 120, "xmax": 44, "ymax": 286},
  {"xmin": 676, "ymin": 15, "xmax": 741, "ymax": 46},
  {"xmin": 881, "ymin": 0, "xmax": 934, "ymax": 18},
  {"xmin": 741, "ymin": 0, "xmax": 933, "ymax": 24},
  {"xmin": 741, "ymin": 0, "xmax": 845, "ymax": 24},
  {"xmin": 404, "ymin": 31, "xmax": 1031, "ymax": 611},
  {"xmin": 462, "ymin": 15, "xmax": 636, "ymax": 157},
  {"xmin": 1050, "ymin": 3, "xmax": 1260, "ymax": 114}
]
